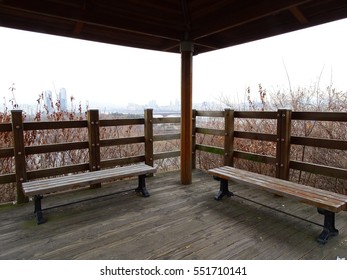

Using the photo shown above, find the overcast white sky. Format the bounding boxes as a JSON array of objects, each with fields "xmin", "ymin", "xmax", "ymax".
[{"xmin": 1, "ymin": 18, "xmax": 347, "ymax": 110}]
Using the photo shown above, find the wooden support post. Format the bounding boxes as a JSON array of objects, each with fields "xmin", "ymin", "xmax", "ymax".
[
  {"xmin": 87, "ymin": 109, "xmax": 101, "ymax": 188},
  {"xmin": 11, "ymin": 110, "xmax": 28, "ymax": 203},
  {"xmin": 180, "ymin": 41, "xmax": 194, "ymax": 185},
  {"xmin": 224, "ymin": 108, "xmax": 234, "ymax": 167},
  {"xmin": 276, "ymin": 109, "xmax": 292, "ymax": 180},
  {"xmin": 192, "ymin": 109, "xmax": 197, "ymax": 170},
  {"xmin": 144, "ymin": 108, "xmax": 154, "ymax": 167}
]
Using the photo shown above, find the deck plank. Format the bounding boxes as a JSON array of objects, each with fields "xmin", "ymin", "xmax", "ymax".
[{"xmin": 0, "ymin": 169, "xmax": 346, "ymax": 260}]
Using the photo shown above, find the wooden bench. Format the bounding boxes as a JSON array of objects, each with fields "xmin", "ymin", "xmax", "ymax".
[
  {"xmin": 208, "ymin": 166, "xmax": 347, "ymax": 244},
  {"xmin": 22, "ymin": 164, "xmax": 157, "ymax": 224}
]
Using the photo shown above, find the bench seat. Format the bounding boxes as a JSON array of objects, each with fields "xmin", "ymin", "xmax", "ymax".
[
  {"xmin": 22, "ymin": 164, "xmax": 157, "ymax": 224},
  {"xmin": 208, "ymin": 166, "xmax": 347, "ymax": 244}
]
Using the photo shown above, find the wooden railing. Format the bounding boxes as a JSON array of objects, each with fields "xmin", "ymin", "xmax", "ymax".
[
  {"xmin": 1, "ymin": 108, "xmax": 347, "ymax": 203},
  {"xmin": 290, "ymin": 112, "xmax": 347, "ymax": 180},
  {"xmin": 194, "ymin": 109, "xmax": 347, "ymax": 194},
  {"xmin": 194, "ymin": 109, "xmax": 276, "ymax": 172},
  {"xmin": 0, "ymin": 109, "xmax": 180, "ymax": 203}
]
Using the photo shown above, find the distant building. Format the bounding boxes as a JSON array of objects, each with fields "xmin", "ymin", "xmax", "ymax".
[
  {"xmin": 44, "ymin": 90, "xmax": 53, "ymax": 113},
  {"xmin": 59, "ymin": 88, "xmax": 67, "ymax": 111},
  {"xmin": 148, "ymin": 100, "xmax": 158, "ymax": 108}
]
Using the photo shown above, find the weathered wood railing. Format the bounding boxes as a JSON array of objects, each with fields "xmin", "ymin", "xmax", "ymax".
[
  {"xmin": 194, "ymin": 109, "xmax": 289, "ymax": 178},
  {"xmin": 290, "ymin": 112, "xmax": 347, "ymax": 180},
  {"xmin": 1, "ymin": 108, "xmax": 347, "ymax": 203},
  {"xmin": 195, "ymin": 109, "xmax": 347, "ymax": 193},
  {"xmin": 0, "ymin": 109, "xmax": 180, "ymax": 203}
]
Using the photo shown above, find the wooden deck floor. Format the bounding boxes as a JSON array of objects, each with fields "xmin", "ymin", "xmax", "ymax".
[{"xmin": 0, "ymin": 169, "xmax": 346, "ymax": 260}]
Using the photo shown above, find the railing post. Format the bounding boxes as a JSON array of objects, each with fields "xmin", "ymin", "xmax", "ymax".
[
  {"xmin": 224, "ymin": 108, "xmax": 234, "ymax": 167},
  {"xmin": 11, "ymin": 110, "xmax": 28, "ymax": 203},
  {"xmin": 144, "ymin": 108, "xmax": 154, "ymax": 167},
  {"xmin": 192, "ymin": 109, "xmax": 197, "ymax": 169},
  {"xmin": 87, "ymin": 109, "xmax": 101, "ymax": 188},
  {"xmin": 276, "ymin": 109, "xmax": 292, "ymax": 180}
]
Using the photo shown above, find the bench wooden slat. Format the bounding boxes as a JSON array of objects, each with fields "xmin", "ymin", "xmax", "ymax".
[
  {"xmin": 210, "ymin": 166, "xmax": 347, "ymax": 212},
  {"xmin": 208, "ymin": 166, "xmax": 347, "ymax": 212},
  {"xmin": 22, "ymin": 164, "xmax": 157, "ymax": 196},
  {"xmin": 24, "ymin": 164, "xmax": 155, "ymax": 189},
  {"xmin": 214, "ymin": 166, "xmax": 347, "ymax": 204},
  {"xmin": 25, "ymin": 165, "xmax": 150, "ymax": 190},
  {"xmin": 210, "ymin": 166, "xmax": 347, "ymax": 202}
]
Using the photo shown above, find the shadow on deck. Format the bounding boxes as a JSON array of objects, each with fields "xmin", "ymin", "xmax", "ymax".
[{"xmin": 0, "ymin": 169, "xmax": 346, "ymax": 260}]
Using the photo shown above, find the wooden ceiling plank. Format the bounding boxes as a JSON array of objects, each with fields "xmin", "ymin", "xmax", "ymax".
[
  {"xmin": 73, "ymin": 21, "xmax": 84, "ymax": 35},
  {"xmin": 192, "ymin": 0, "xmax": 313, "ymax": 40},
  {"xmin": 190, "ymin": 0, "xmax": 238, "ymax": 20},
  {"xmin": 181, "ymin": 0, "xmax": 192, "ymax": 38},
  {"xmin": 290, "ymin": 6, "xmax": 309, "ymax": 24},
  {"xmin": 0, "ymin": 1, "xmax": 182, "ymax": 42}
]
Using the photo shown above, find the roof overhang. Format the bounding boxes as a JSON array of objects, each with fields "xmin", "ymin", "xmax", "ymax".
[{"xmin": 1, "ymin": 0, "xmax": 347, "ymax": 55}]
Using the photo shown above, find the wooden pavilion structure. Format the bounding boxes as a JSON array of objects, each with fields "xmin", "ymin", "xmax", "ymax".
[{"xmin": 1, "ymin": 0, "xmax": 347, "ymax": 184}]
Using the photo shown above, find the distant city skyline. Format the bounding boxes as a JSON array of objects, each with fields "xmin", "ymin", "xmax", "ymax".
[
  {"xmin": 1, "ymin": 18, "xmax": 347, "ymax": 112},
  {"xmin": 22, "ymin": 85, "xmax": 183, "ymax": 115}
]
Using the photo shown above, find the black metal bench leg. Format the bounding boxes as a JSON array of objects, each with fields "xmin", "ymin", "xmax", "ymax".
[
  {"xmin": 135, "ymin": 175, "xmax": 150, "ymax": 197},
  {"xmin": 214, "ymin": 177, "xmax": 233, "ymax": 201},
  {"xmin": 317, "ymin": 208, "xmax": 339, "ymax": 244},
  {"xmin": 34, "ymin": 195, "xmax": 46, "ymax": 225}
]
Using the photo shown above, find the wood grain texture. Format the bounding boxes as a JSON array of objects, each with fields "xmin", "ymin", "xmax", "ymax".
[
  {"xmin": 1, "ymin": 170, "xmax": 347, "ymax": 260},
  {"xmin": 22, "ymin": 164, "xmax": 157, "ymax": 196},
  {"xmin": 208, "ymin": 166, "xmax": 347, "ymax": 212}
]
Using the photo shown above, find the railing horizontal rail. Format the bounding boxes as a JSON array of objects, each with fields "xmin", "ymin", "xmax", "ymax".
[
  {"xmin": 23, "ymin": 121, "xmax": 87, "ymax": 130},
  {"xmin": 26, "ymin": 163, "xmax": 90, "ymax": 180},
  {"xmin": 196, "ymin": 127, "xmax": 224, "ymax": 136},
  {"xmin": 290, "ymin": 160, "xmax": 347, "ymax": 180},
  {"xmin": 153, "ymin": 117, "xmax": 180, "ymax": 124},
  {"xmin": 234, "ymin": 131, "xmax": 278, "ymax": 142},
  {"xmin": 234, "ymin": 150, "xmax": 277, "ymax": 164},
  {"xmin": 25, "ymin": 142, "xmax": 89, "ymax": 155},
  {"xmin": 153, "ymin": 133, "xmax": 180, "ymax": 141},
  {"xmin": 292, "ymin": 112, "xmax": 347, "ymax": 121},
  {"xmin": 99, "ymin": 119, "xmax": 144, "ymax": 127},
  {"xmin": 154, "ymin": 151, "xmax": 180, "ymax": 160},
  {"xmin": 0, "ymin": 148, "xmax": 14, "ymax": 158},
  {"xmin": 291, "ymin": 136, "xmax": 347, "ymax": 150},
  {"xmin": 0, "ymin": 173, "xmax": 16, "ymax": 184},
  {"xmin": 100, "ymin": 156, "xmax": 145, "ymax": 168},
  {"xmin": 196, "ymin": 144, "xmax": 224, "ymax": 155},
  {"xmin": 234, "ymin": 111, "xmax": 277, "ymax": 119},
  {"xmin": 100, "ymin": 136, "xmax": 145, "ymax": 147},
  {"xmin": 195, "ymin": 111, "xmax": 224, "ymax": 117},
  {"xmin": 0, "ymin": 123, "xmax": 12, "ymax": 132}
]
